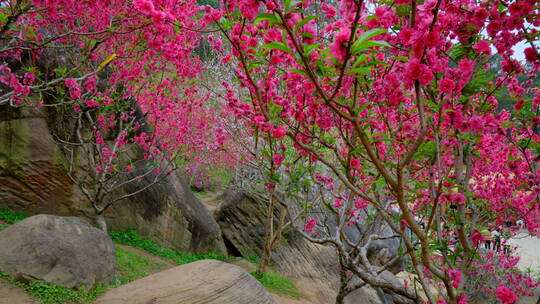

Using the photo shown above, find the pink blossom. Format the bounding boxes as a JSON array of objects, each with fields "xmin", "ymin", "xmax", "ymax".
[
  {"xmin": 304, "ymin": 217, "xmax": 317, "ymax": 234},
  {"xmin": 439, "ymin": 78, "xmax": 454, "ymax": 95},
  {"xmin": 354, "ymin": 198, "xmax": 367, "ymax": 209},
  {"xmin": 471, "ymin": 229, "xmax": 485, "ymax": 247},
  {"xmin": 350, "ymin": 158, "xmax": 361, "ymax": 168},
  {"xmin": 394, "ymin": 0, "xmax": 411, "ymax": 5},
  {"xmin": 456, "ymin": 294, "xmax": 468, "ymax": 304},
  {"xmin": 23, "ymin": 72, "xmax": 35, "ymax": 85},
  {"xmin": 69, "ymin": 87, "xmax": 81, "ymax": 100},
  {"xmin": 321, "ymin": 3, "xmax": 337, "ymax": 19},
  {"xmin": 273, "ymin": 154, "xmax": 284, "ymax": 166},
  {"xmin": 266, "ymin": 0, "xmax": 276, "ymax": 10},
  {"xmin": 65, "ymin": 78, "xmax": 78, "ymax": 88},
  {"xmin": 524, "ymin": 47, "xmax": 538, "ymax": 63},
  {"xmin": 330, "ymin": 28, "xmax": 350, "ymax": 63},
  {"xmin": 13, "ymin": 85, "xmax": 30, "ymax": 97},
  {"xmin": 495, "ymin": 285, "xmax": 518, "ymax": 304},
  {"xmin": 436, "ymin": 298, "xmax": 447, "ymax": 304},
  {"xmin": 86, "ymin": 99, "xmax": 99, "ymax": 107},
  {"xmin": 448, "ymin": 269, "xmax": 462, "ymax": 288},
  {"xmin": 474, "ymin": 40, "xmax": 491, "ymax": 55},
  {"xmin": 134, "ymin": 0, "xmax": 155, "ymax": 15},
  {"xmin": 239, "ymin": 0, "xmax": 260, "ymax": 21},
  {"xmin": 272, "ymin": 126, "xmax": 286, "ymax": 139},
  {"xmin": 451, "ymin": 192, "xmax": 466, "ymax": 205}
]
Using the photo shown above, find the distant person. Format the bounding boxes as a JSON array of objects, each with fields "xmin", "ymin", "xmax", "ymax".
[
  {"xmin": 516, "ymin": 219, "xmax": 524, "ymax": 231},
  {"xmin": 482, "ymin": 229, "xmax": 493, "ymax": 250},
  {"xmin": 493, "ymin": 229, "xmax": 501, "ymax": 252}
]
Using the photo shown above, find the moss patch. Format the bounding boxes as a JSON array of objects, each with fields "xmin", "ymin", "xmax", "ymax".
[
  {"xmin": 0, "ymin": 119, "xmax": 30, "ymax": 170},
  {"xmin": 114, "ymin": 246, "xmax": 169, "ymax": 285},
  {"xmin": 0, "ymin": 271, "xmax": 105, "ymax": 304},
  {"xmin": 0, "ymin": 209, "xmax": 28, "ymax": 224},
  {"xmin": 109, "ymin": 229, "xmax": 228, "ymax": 265},
  {"xmin": 250, "ymin": 272, "xmax": 300, "ymax": 299}
]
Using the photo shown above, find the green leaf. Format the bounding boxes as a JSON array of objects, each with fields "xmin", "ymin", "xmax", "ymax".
[
  {"xmin": 356, "ymin": 28, "xmax": 387, "ymax": 44},
  {"xmin": 304, "ymin": 43, "xmax": 321, "ymax": 55},
  {"xmin": 255, "ymin": 13, "xmax": 280, "ymax": 25},
  {"xmin": 347, "ymin": 67, "xmax": 370, "ymax": 75},
  {"xmin": 293, "ymin": 16, "xmax": 318, "ymax": 32},
  {"xmin": 352, "ymin": 54, "xmax": 368, "ymax": 67},
  {"xmin": 269, "ymin": 104, "xmax": 282, "ymax": 116},
  {"xmin": 263, "ymin": 42, "xmax": 294, "ymax": 55},
  {"xmin": 290, "ymin": 69, "xmax": 308, "ymax": 77},
  {"xmin": 285, "ymin": 0, "xmax": 302, "ymax": 11},
  {"xmin": 392, "ymin": 56, "xmax": 409, "ymax": 62},
  {"xmin": 421, "ymin": 98, "xmax": 438, "ymax": 109},
  {"xmin": 354, "ymin": 101, "xmax": 371, "ymax": 115},
  {"xmin": 353, "ymin": 40, "xmax": 391, "ymax": 53},
  {"xmin": 300, "ymin": 32, "xmax": 314, "ymax": 39}
]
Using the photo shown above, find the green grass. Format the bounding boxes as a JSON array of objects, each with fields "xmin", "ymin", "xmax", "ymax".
[
  {"xmin": 250, "ymin": 272, "xmax": 300, "ymax": 299},
  {"xmin": 246, "ymin": 254, "xmax": 260, "ymax": 265},
  {"xmin": 0, "ymin": 209, "xmax": 28, "ymax": 224},
  {"xmin": 114, "ymin": 246, "xmax": 169, "ymax": 285},
  {"xmin": 0, "ymin": 271, "xmax": 106, "ymax": 304},
  {"xmin": 109, "ymin": 229, "xmax": 228, "ymax": 265},
  {"xmin": 0, "ymin": 214, "xmax": 247, "ymax": 303},
  {"xmin": 0, "ymin": 246, "xmax": 171, "ymax": 303},
  {"xmin": 193, "ymin": 190, "xmax": 212, "ymax": 199}
]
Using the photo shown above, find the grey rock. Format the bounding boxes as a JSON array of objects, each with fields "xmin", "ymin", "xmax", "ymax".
[
  {"xmin": 216, "ymin": 191, "xmax": 337, "ymax": 280},
  {"xmin": 0, "ymin": 106, "xmax": 226, "ymax": 255},
  {"xmin": 96, "ymin": 259, "xmax": 276, "ymax": 304},
  {"xmin": 0, "ymin": 214, "xmax": 115, "ymax": 288}
]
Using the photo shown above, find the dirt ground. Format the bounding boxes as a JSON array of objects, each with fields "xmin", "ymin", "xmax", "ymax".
[
  {"xmin": 508, "ymin": 233, "xmax": 540, "ymax": 273},
  {"xmin": 0, "ymin": 278, "xmax": 37, "ymax": 304}
]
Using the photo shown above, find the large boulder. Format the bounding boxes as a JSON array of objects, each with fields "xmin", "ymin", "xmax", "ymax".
[
  {"xmin": 104, "ymin": 170, "xmax": 226, "ymax": 255},
  {"xmin": 216, "ymin": 191, "xmax": 339, "ymax": 302},
  {"xmin": 216, "ymin": 191, "xmax": 337, "ymax": 279},
  {"xmin": 215, "ymin": 191, "xmax": 405, "ymax": 304},
  {"xmin": 0, "ymin": 214, "xmax": 115, "ymax": 288},
  {"xmin": 96, "ymin": 259, "xmax": 276, "ymax": 304},
  {"xmin": 0, "ymin": 106, "xmax": 226, "ymax": 255}
]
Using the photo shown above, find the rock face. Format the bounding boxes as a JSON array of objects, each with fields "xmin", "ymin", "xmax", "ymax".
[
  {"xmin": 96, "ymin": 259, "xmax": 276, "ymax": 304},
  {"xmin": 0, "ymin": 106, "xmax": 226, "ymax": 255},
  {"xmin": 216, "ymin": 191, "xmax": 340, "ymax": 302},
  {"xmin": 215, "ymin": 191, "xmax": 404, "ymax": 304},
  {"xmin": 104, "ymin": 170, "xmax": 226, "ymax": 255},
  {"xmin": 0, "ymin": 214, "xmax": 115, "ymax": 288},
  {"xmin": 216, "ymin": 191, "xmax": 337, "ymax": 279},
  {"xmin": 0, "ymin": 107, "xmax": 74, "ymax": 216}
]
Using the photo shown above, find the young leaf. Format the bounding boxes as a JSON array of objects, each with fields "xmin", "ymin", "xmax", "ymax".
[
  {"xmin": 263, "ymin": 42, "xmax": 294, "ymax": 55},
  {"xmin": 293, "ymin": 16, "xmax": 318, "ymax": 32}
]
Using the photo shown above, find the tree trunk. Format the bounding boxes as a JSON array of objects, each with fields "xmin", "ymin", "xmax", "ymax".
[
  {"xmin": 96, "ymin": 213, "xmax": 108, "ymax": 233},
  {"xmin": 335, "ymin": 290, "xmax": 346, "ymax": 304},
  {"xmin": 257, "ymin": 193, "xmax": 275, "ymax": 274}
]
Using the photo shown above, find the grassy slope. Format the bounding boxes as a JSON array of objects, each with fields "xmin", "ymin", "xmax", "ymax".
[{"xmin": 0, "ymin": 210, "xmax": 300, "ymax": 303}]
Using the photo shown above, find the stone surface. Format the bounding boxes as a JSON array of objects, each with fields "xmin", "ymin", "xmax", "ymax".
[
  {"xmin": 215, "ymin": 191, "xmax": 405, "ymax": 304},
  {"xmin": 104, "ymin": 170, "xmax": 226, "ymax": 255},
  {"xmin": 0, "ymin": 107, "xmax": 74, "ymax": 216},
  {"xmin": 0, "ymin": 214, "xmax": 115, "ymax": 288},
  {"xmin": 0, "ymin": 106, "xmax": 226, "ymax": 255},
  {"xmin": 216, "ymin": 191, "xmax": 338, "ymax": 280},
  {"xmin": 96, "ymin": 259, "xmax": 276, "ymax": 304}
]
